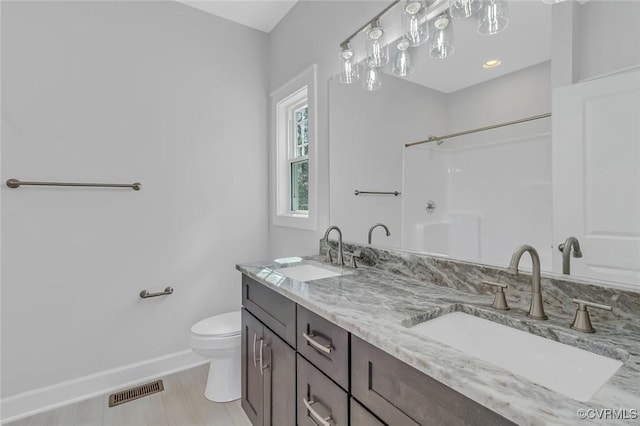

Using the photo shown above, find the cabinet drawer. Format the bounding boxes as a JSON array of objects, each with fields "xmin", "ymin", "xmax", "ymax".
[
  {"xmin": 351, "ymin": 398, "xmax": 386, "ymax": 426},
  {"xmin": 351, "ymin": 336, "xmax": 515, "ymax": 426},
  {"xmin": 242, "ymin": 275, "xmax": 296, "ymax": 347},
  {"xmin": 297, "ymin": 305, "xmax": 349, "ymax": 390},
  {"xmin": 297, "ymin": 355, "xmax": 348, "ymax": 426}
]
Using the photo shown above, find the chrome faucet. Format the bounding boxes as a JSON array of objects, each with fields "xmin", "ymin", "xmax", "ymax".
[
  {"xmin": 507, "ymin": 245, "xmax": 548, "ymax": 320},
  {"xmin": 368, "ymin": 223, "xmax": 390, "ymax": 244},
  {"xmin": 558, "ymin": 237, "xmax": 583, "ymax": 275},
  {"xmin": 323, "ymin": 226, "xmax": 344, "ymax": 266}
]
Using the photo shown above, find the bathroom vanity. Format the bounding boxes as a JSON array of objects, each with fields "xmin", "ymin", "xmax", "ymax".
[{"xmin": 236, "ymin": 244, "xmax": 640, "ymax": 425}]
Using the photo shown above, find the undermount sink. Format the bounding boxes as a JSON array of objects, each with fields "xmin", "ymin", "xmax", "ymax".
[
  {"xmin": 273, "ymin": 263, "xmax": 346, "ymax": 282},
  {"xmin": 409, "ymin": 312, "xmax": 623, "ymax": 402}
]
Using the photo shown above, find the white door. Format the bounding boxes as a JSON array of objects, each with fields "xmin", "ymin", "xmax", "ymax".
[{"xmin": 552, "ymin": 69, "xmax": 640, "ymax": 286}]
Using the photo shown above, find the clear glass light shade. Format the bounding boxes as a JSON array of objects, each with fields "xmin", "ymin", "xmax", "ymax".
[
  {"xmin": 362, "ymin": 62, "xmax": 382, "ymax": 91},
  {"xmin": 430, "ymin": 14, "xmax": 455, "ymax": 59},
  {"xmin": 450, "ymin": 0, "xmax": 482, "ymax": 19},
  {"xmin": 365, "ymin": 21, "xmax": 389, "ymax": 67},
  {"xmin": 338, "ymin": 46, "xmax": 359, "ymax": 84},
  {"xmin": 478, "ymin": 0, "xmax": 509, "ymax": 35},
  {"xmin": 392, "ymin": 40, "xmax": 413, "ymax": 77},
  {"xmin": 402, "ymin": 0, "xmax": 429, "ymax": 47}
]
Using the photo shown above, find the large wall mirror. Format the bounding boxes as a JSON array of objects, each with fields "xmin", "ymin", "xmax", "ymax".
[{"xmin": 329, "ymin": 0, "xmax": 640, "ymax": 287}]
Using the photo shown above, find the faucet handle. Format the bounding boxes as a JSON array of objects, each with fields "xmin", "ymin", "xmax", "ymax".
[
  {"xmin": 481, "ymin": 281, "xmax": 510, "ymax": 311},
  {"xmin": 348, "ymin": 254, "xmax": 358, "ymax": 269},
  {"xmin": 570, "ymin": 299, "xmax": 612, "ymax": 333}
]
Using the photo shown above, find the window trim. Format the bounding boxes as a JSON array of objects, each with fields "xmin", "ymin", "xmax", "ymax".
[{"xmin": 270, "ymin": 65, "xmax": 318, "ymax": 230}]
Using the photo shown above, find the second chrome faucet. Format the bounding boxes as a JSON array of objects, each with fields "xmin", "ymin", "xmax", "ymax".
[
  {"xmin": 507, "ymin": 245, "xmax": 548, "ymax": 320},
  {"xmin": 322, "ymin": 225, "xmax": 344, "ymax": 266}
]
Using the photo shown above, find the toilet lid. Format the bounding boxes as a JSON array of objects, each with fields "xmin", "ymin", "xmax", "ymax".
[{"xmin": 191, "ymin": 311, "xmax": 241, "ymax": 337}]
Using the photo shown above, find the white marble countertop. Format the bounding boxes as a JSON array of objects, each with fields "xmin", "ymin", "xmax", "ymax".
[{"xmin": 236, "ymin": 256, "xmax": 640, "ymax": 426}]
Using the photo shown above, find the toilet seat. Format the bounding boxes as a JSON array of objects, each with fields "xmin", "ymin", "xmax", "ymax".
[{"xmin": 191, "ymin": 311, "xmax": 241, "ymax": 338}]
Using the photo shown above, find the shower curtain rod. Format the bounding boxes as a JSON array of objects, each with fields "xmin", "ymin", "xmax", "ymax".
[{"xmin": 404, "ymin": 113, "xmax": 552, "ymax": 148}]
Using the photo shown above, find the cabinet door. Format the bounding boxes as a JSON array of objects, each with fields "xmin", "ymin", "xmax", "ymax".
[
  {"xmin": 241, "ymin": 309, "xmax": 264, "ymax": 426},
  {"xmin": 352, "ymin": 336, "xmax": 514, "ymax": 426},
  {"xmin": 351, "ymin": 398, "xmax": 386, "ymax": 426},
  {"xmin": 262, "ymin": 328, "xmax": 296, "ymax": 426},
  {"xmin": 297, "ymin": 305, "xmax": 349, "ymax": 390},
  {"xmin": 297, "ymin": 355, "xmax": 348, "ymax": 426}
]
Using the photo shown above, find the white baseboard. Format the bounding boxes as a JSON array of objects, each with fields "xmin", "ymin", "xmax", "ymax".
[{"xmin": 1, "ymin": 349, "xmax": 208, "ymax": 424}]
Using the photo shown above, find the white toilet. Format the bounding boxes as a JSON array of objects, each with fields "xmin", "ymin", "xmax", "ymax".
[{"xmin": 190, "ymin": 311, "xmax": 241, "ymax": 402}]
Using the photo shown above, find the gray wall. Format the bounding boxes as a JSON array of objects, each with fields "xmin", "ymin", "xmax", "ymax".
[
  {"xmin": 1, "ymin": 0, "xmax": 269, "ymax": 402},
  {"xmin": 578, "ymin": 0, "xmax": 640, "ymax": 81},
  {"xmin": 267, "ymin": 1, "xmax": 384, "ymax": 257}
]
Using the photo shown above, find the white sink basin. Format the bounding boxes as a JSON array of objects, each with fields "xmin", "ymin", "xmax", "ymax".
[
  {"xmin": 409, "ymin": 312, "xmax": 623, "ymax": 401},
  {"xmin": 273, "ymin": 264, "xmax": 345, "ymax": 282}
]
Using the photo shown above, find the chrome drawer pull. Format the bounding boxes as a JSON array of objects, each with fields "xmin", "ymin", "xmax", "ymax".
[
  {"xmin": 252, "ymin": 333, "xmax": 257, "ymax": 367},
  {"xmin": 259, "ymin": 340, "xmax": 269, "ymax": 376},
  {"xmin": 303, "ymin": 332, "xmax": 333, "ymax": 354},
  {"xmin": 303, "ymin": 398, "xmax": 333, "ymax": 426}
]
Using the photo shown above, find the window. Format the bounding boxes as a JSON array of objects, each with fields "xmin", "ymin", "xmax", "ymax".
[
  {"xmin": 270, "ymin": 65, "xmax": 317, "ymax": 230},
  {"xmin": 290, "ymin": 105, "xmax": 309, "ymax": 211}
]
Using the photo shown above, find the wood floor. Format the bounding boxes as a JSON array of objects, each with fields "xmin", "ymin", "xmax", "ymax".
[{"xmin": 5, "ymin": 364, "xmax": 251, "ymax": 426}]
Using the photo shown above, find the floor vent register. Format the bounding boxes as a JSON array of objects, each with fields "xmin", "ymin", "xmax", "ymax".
[{"xmin": 108, "ymin": 380, "xmax": 164, "ymax": 407}]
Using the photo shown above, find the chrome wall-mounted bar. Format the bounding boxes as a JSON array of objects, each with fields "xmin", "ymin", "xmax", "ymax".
[
  {"xmin": 6, "ymin": 178, "xmax": 141, "ymax": 191},
  {"xmin": 354, "ymin": 190, "xmax": 401, "ymax": 196},
  {"xmin": 340, "ymin": 0, "xmax": 400, "ymax": 49},
  {"xmin": 405, "ymin": 113, "xmax": 552, "ymax": 148},
  {"xmin": 339, "ymin": 0, "xmax": 450, "ymax": 49},
  {"xmin": 139, "ymin": 287, "xmax": 173, "ymax": 299}
]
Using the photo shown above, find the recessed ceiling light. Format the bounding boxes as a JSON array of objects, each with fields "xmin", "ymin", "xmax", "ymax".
[{"xmin": 483, "ymin": 59, "xmax": 502, "ymax": 69}]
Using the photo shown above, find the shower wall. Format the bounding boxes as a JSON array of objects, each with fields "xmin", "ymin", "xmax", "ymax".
[
  {"xmin": 402, "ymin": 62, "xmax": 552, "ymax": 270},
  {"xmin": 1, "ymin": 1, "xmax": 268, "ymax": 419}
]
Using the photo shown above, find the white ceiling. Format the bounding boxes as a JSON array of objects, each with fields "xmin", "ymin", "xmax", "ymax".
[
  {"xmin": 401, "ymin": 0, "xmax": 552, "ymax": 93},
  {"xmin": 176, "ymin": 0, "xmax": 298, "ymax": 33},
  {"xmin": 176, "ymin": 0, "xmax": 551, "ymax": 93}
]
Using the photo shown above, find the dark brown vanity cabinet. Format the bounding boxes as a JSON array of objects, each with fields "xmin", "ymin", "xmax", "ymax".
[
  {"xmin": 240, "ymin": 274, "xmax": 513, "ymax": 426},
  {"xmin": 241, "ymin": 309, "xmax": 296, "ymax": 426},
  {"xmin": 241, "ymin": 275, "xmax": 297, "ymax": 426}
]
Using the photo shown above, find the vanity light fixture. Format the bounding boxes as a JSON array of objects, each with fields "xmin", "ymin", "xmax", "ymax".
[
  {"xmin": 483, "ymin": 59, "xmax": 502, "ymax": 68},
  {"xmin": 402, "ymin": 0, "xmax": 429, "ymax": 47},
  {"xmin": 363, "ymin": 61, "xmax": 383, "ymax": 91},
  {"xmin": 450, "ymin": 0, "xmax": 483, "ymax": 19},
  {"xmin": 478, "ymin": 0, "xmax": 510, "ymax": 35},
  {"xmin": 337, "ymin": 0, "xmax": 510, "ymax": 90},
  {"xmin": 430, "ymin": 13, "xmax": 455, "ymax": 59},
  {"xmin": 392, "ymin": 39, "xmax": 414, "ymax": 77},
  {"xmin": 338, "ymin": 42, "xmax": 360, "ymax": 84},
  {"xmin": 365, "ymin": 19, "xmax": 389, "ymax": 68}
]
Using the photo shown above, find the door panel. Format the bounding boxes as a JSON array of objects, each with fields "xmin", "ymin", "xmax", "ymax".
[
  {"xmin": 241, "ymin": 309, "xmax": 264, "ymax": 426},
  {"xmin": 263, "ymin": 327, "xmax": 296, "ymax": 426},
  {"xmin": 552, "ymin": 69, "xmax": 640, "ymax": 284}
]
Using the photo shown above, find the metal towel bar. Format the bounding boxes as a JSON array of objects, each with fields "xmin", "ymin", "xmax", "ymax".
[
  {"xmin": 354, "ymin": 189, "xmax": 401, "ymax": 196},
  {"xmin": 140, "ymin": 287, "xmax": 173, "ymax": 299},
  {"xmin": 6, "ymin": 178, "xmax": 141, "ymax": 190}
]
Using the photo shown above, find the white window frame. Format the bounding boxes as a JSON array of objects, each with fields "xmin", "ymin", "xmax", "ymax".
[{"xmin": 270, "ymin": 65, "xmax": 318, "ymax": 230}]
